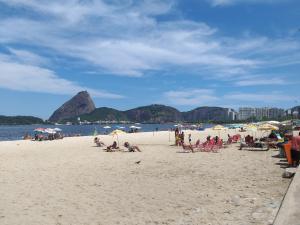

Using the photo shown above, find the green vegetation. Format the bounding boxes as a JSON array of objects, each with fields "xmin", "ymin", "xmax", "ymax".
[{"xmin": 0, "ymin": 116, "xmax": 45, "ymax": 125}]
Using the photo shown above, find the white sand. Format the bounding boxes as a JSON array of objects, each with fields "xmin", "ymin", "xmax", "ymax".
[{"xmin": 0, "ymin": 130, "xmax": 290, "ymax": 225}]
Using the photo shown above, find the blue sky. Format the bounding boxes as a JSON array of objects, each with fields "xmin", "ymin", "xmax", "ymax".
[{"xmin": 0, "ymin": 0, "xmax": 299, "ymax": 119}]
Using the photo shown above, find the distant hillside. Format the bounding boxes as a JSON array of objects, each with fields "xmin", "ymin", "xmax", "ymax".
[
  {"xmin": 125, "ymin": 104, "xmax": 182, "ymax": 123},
  {"xmin": 291, "ymin": 106, "xmax": 300, "ymax": 112},
  {"xmin": 49, "ymin": 91, "xmax": 238, "ymax": 123},
  {"xmin": 70, "ymin": 107, "xmax": 129, "ymax": 122},
  {"xmin": 0, "ymin": 116, "xmax": 44, "ymax": 125},
  {"xmin": 183, "ymin": 107, "xmax": 231, "ymax": 122},
  {"xmin": 61, "ymin": 104, "xmax": 234, "ymax": 123}
]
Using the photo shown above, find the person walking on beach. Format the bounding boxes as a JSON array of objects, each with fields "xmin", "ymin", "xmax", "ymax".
[{"xmin": 175, "ymin": 128, "xmax": 179, "ymax": 146}]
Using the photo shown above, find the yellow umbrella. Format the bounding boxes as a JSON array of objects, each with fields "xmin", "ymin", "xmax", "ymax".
[
  {"xmin": 109, "ymin": 129, "xmax": 126, "ymax": 146},
  {"xmin": 109, "ymin": 129, "xmax": 126, "ymax": 135},
  {"xmin": 246, "ymin": 124, "xmax": 257, "ymax": 131},
  {"xmin": 258, "ymin": 124, "xmax": 279, "ymax": 131},
  {"xmin": 212, "ymin": 125, "xmax": 226, "ymax": 138},
  {"xmin": 212, "ymin": 125, "xmax": 226, "ymax": 130}
]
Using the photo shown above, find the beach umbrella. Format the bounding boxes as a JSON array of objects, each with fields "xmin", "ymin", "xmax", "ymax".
[
  {"xmin": 268, "ymin": 121, "xmax": 280, "ymax": 125},
  {"xmin": 212, "ymin": 125, "xmax": 226, "ymax": 138},
  {"xmin": 34, "ymin": 128, "xmax": 46, "ymax": 132},
  {"xmin": 130, "ymin": 125, "xmax": 137, "ymax": 129},
  {"xmin": 245, "ymin": 124, "xmax": 257, "ymax": 131},
  {"xmin": 258, "ymin": 124, "xmax": 279, "ymax": 131},
  {"xmin": 212, "ymin": 125, "xmax": 226, "ymax": 130},
  {"xmin": 116, "ymin": 126, "xmax": 125, "ymax": 129},
  {"xmin": 103, "ymin": 126, "xmax": 111, "ymax": 129},
  {"xmin": 109, "ymin": 129, "xmax": 126, "ymax": 146},
  {"xmin": 45, "ymin": 128, "xmax": 56, "ymax": 134},
  {"xmin": 135, "ymin": 126, "xmax": 141, "ymax": 130},
  {"xmin": 110, "ymin": 129, "xmax": 126, "ymax": 135},
  {"xmin": 54, "ymin": 128, "xmax": 62, "ymax": 132}
]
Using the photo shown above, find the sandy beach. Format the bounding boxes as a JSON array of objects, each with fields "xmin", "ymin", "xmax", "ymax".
[{"xmin": 0, "ymin": 130, "xmax": 290, "ymax": 225}]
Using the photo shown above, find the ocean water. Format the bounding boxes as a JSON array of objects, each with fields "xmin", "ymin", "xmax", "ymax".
[{"xmin": 0, "ymin": 124, "xmax": 214, "ymax": 141}]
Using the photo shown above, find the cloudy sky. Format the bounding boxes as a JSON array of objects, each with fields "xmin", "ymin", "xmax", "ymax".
[{"xmin": 0, "ymin": 0, "xmax": 299, "ymax": 118}]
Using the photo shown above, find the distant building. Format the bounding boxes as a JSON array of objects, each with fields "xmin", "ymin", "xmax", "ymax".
[
  {"xmin": 227, "ymin": 109, "xmax": 238, "ymax": 121},
  {"xmin": 238, "ymin": 107, "xmax": 256, "ymax": 120},
  {"xmin": 238, "ymin": 107, "xmax": 285, "ymax": 120},
  {"xmin": 268, "ymin": 108, "xmax": 285, "ymax": 119}
]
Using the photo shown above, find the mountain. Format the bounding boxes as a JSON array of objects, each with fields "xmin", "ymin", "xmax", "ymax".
[
  {"xmin": 0, "ymin": 116, "xmax": 44, "ymax": 125},
  {"xmin": 69, "ymin": 107, "xmax": 129, "ymax": 122},
  {"xmin": 49, "ymin": 91, "xmax": 236, "ymax": 123},
  {"xmin": 291, "ymin": 106, "xmax": 300, "ymax": 113},
  {"xmin": 183, "ymin": 107, "xmax": 232, "ymax": 122},
  {"xmin": 59, "ymin": 105, "xmax": 234, "ymax": 123},
  {"xmin": 49, "ymin": 91, "xmax": 96, "ymax": 122},
  {"xmin": 125, "ymin": 104, "xmax": 182, "ymax": 123}
]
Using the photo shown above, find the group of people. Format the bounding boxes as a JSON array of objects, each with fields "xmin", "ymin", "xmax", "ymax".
[
  {"xmin": 94, "ymin": 137, "xmax": 141, "ymax": 152},
  {"xmin": 175, "ymin": 128, "xmax": 188, "ymax": 146},
  {"xmin": 23, "ymin": 132, "xmax": 64, "ymax": 141}
]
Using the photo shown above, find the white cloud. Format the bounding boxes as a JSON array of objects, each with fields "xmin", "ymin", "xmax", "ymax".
[
  {"xmin": 0, "ymin": 0, "xmax": 298, "ymax": 81},
  {"xmin": 208, "ymin": 0, "xmax": 292, "ymax": 6},
  {"xmin": 7, "ymin": 48, "xmax": 48, "ymax": 66},
  {"xmin": 164, "ymin": 89, "xmax": 219, "ymax": 106},
  {"xmin": 224, "ymin": 93, "xmax": 288, "ymax": 103},
  {"xmin": 0, "ymin": 52, "xmax": 123, "ymax": 99},
  {"xmin": 234, "ymin": 77, "xmax": 287, "ymax": 86},
  {"xmin": 0, "ymin": 0, "xmax": 262, "ymax": 77}
]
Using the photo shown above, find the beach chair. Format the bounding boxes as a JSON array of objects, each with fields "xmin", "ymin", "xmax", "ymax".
[{"xmin": 283, "ymin": 142, "xmax": 293, "ymax": 166}]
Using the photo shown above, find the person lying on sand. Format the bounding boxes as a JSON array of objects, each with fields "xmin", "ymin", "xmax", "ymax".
[
  {"xmin": 94, "ymin": 137, "xmax": 105, "ymax": 147},
  {"xmin": 124, "ymin": 142, "xmax": 141, "ymax": 152},
  {"xmin": 105, "ymin": 141, "xmax": 119, "ymax": 152}
]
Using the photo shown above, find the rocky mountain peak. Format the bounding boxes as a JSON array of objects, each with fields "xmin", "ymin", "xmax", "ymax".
[{"xmin": 49, "ymin": 91, "xmax": 96, "ymax": 122}]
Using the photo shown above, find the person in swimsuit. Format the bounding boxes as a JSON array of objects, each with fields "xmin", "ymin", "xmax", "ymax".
[{"xmin": 124, "ymin": 142, "xmax": 141, "ymax": 152}]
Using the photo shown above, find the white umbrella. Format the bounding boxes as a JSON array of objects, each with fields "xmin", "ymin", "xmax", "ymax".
[
  {"xmin": 103, "ymin": 126, "xmax": 111, "ymax": 129},
  {"xmin": 130, "ymin": 125, "xmax": 137, "ymax": 129},
  {"xmin": 45, "ymin": 128, "xmax": 56, "ymax": 134},
  {"xmin": 268, "ymin": 121, "xmax": 280, "ymax": 125},
  {"xmin": 54, "ymin": 128, "xmax": 62, "ymax": 132}
]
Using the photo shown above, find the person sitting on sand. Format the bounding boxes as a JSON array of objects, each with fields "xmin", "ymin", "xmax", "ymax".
[
  {"xmin": 106, "ymin": 141, "xmax": 119, "ymax": 152},
  {"xmin": 124, "ymin": 142, "xmax": 141, "ymax": 152},
  {"xmin": 227, "ymin": 134, "xmax": 232, "ymax": 144},
  {"xmin": 206, "ymin": 135, "xmax": 211, "ymax": 142},
  {"xmin": 214, "ymin": 136, "xmax": 219, "ymax": 144},
  {"xmin": 94, "ymin": 137, "xmax": 105, "ymax": 147}
]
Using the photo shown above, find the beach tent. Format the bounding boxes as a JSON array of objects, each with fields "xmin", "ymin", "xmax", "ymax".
[{"xmin": 258, "ymin": 124, "xmax": 279, "ymax": 131}]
